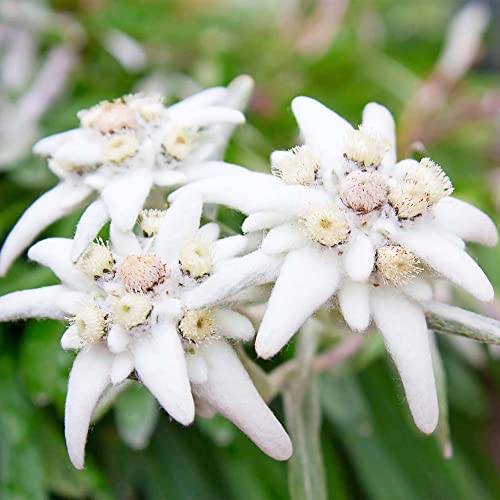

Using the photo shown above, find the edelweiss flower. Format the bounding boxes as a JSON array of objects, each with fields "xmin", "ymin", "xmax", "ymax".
[
  {"xmin": 172, "ymin": 97, "xmax": 498, "ymax": 434},
  {"xmin": 0, "ymin": 76, "xmax": 255, "ymax": 275},
  {"xmin": 0, "ymin": 191, "xmax": 292, "ymax": 468}
]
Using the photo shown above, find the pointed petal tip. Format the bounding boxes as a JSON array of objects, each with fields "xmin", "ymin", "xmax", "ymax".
[
  {"xmin": 254, "ymin": 337, "xmax": 280, "ymax": 360},
  {"xmin": 270, "ymin": 434, "xmax": 293, "ymax": 461},
  {"xmin": 416, "ymin": 412, "xmax": 439, "ymax": 435}
]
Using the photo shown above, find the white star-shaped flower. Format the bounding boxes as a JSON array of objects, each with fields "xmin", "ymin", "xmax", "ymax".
[
  {"xmin": 171, "ymin": 97, "xmax": 498, "ymax": 434},
  {"xmin": 0, "ymin": 76, "xmax": 255, "ymax": 275},
  {"xmin": 0, "ymin": 191, "xmax": 292, "ymax": 468}
]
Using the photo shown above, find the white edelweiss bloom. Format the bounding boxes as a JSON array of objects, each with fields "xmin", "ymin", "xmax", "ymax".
[
  {"xmin": 0, "ymin": 75, "xmax": 256, "ymax": 275},
  {"xmin": 0, "ymin": 191, "xmax": 291, "ymax": 469},
  {"xmin": 172, "ymin": 97, "xmax": 498, "ymax": 435}
]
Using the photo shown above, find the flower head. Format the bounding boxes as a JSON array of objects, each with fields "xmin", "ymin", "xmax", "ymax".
[
  {"xmin": 0, "ymin": 191, "xmax": 291, "ymax": 469},
  {"xmin": 174, "ymin": 97, "xmax": 498, "ymax": 437},
  {"xmin": 0, "ymin": 76, "xmax": 255, "ymax": 276}
]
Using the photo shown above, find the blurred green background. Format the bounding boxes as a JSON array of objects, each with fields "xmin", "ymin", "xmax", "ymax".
[{"xmin": 1, "ymin": 0, "xmax": 500, "ymax": 498}]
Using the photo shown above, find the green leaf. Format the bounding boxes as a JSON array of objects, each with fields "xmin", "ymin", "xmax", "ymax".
[
  {"xmin": 0, "ymin": 356, "xmax": 47, "ymax": 500},
  {"xmin": 19, "ymin": 320, "xmax": 73, "ymax": 413},
  {"xmin": 115, "ymin": 382, "xmax": 160, "ymax": 450}
]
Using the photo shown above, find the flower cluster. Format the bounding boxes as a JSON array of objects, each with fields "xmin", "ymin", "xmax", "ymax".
[
  {"xmin": 0, "ymin": 81, "xmax": 497, "ymax": 467},
  {"xmin": 173, "ymin": 96, "xmax": 497, "ymax": 434}
]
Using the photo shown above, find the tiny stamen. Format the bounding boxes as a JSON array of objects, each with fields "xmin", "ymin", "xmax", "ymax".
[
  {"xmin": 178, "ymin": 309, "xmax": 216, "ymax": 344},
  {"xmin": 272, "ymin": 145, "xmax": 319, "ymax": 185},
  {"xmin": 72, "ymin": 306, "xmax": 107, "ymax": 343},
  {"xmin": 117, "ymin": 254, "xmax": 167, "ymax": 293},
  {"xmin": 112, "ymin": 293, "xmax": 152, "ymax": 329},
  {"xmin": 139, "ymin": 209, "xmax": 166, "ymax": 237},
  {"xmin": 375, "ymin": 245, "xmax": 422, "ymax": 285},
  {"xmin": 389, "ymin": 157, "xmax": 454, "ymax": 219},
  {"xmin": 79, "ymin": 99, "xmax": 137, "ymax": 134},
  {"xmin": 179, "ymin": 240, "xmax": 213, "ymax": 279},
  {"xmin": 301, "ymin": 207, "xmax": 350, "ymax": 247},
  {"xmin": 339, "ymin": 171, "xmax": 388, "ymax": 214},
  {"xmin": 124, "ymin": 93, "xmax": 164, "ymax": 120},
  {"xmin": 104, "ymin": 133, "xmax": 139, "ymax": 163},
  {"xmin": 344, "ymin": 125, "xmax": 390, "ymax": 167},
  {"xmin": 77, "ymin": 240, "xmax": 114, "ymax": 279},
  {"xmin": 162, "ymin": 125, "xmax": 196, "ymax": 161}
]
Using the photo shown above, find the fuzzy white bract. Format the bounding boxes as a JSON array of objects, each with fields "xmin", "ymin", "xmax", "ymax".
[
  {"xmin": 0, "ymin": 192, "xmax": 292, "ymax": 469},
  {"xmin": 172, "ymin": 96, "xmax": 498, "ymax": 435},
  {"xmin": 0, "ymin": 76, "xmax": 255, "ymax": 276}
]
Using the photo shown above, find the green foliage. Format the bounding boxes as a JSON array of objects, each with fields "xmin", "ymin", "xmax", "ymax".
[{"xmin": 0, "ymin": 0, "xmax": 499, "ymax": 498}]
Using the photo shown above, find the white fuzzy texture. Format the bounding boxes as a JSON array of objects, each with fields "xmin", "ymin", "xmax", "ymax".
[
  {"xmin": 432, "ymin": 197, "xmax": 498, "ymax": 247},
  {"xmin": 343, "ymin": 232, "xmax": 375, "ymax": 282},
  {"xmin": 65, "ymin": 344, "xmax": 113, "ymax": 469},
  {"xmin": 193, "ymin": 340, "xmax": 293, "ymax": 460},
  {"xmin": 371, "ymin": 287, "xmax": 438, "ymax": 434},
  {"xmin": 393, "ymin": 226, "xmax": 494, "ymax": 302},
  {"xmin": 72, "ymin": 199, "xmax": 110, "ymax": 262},
  {"xmin": 256, "ymin": 246, "xmax": 339, "ymax": 359},
  {"xmin": 184, "ymin": 250, "xmax": 283, "ymax": 310},
  {"xmin": 133, "ymin": 324, "xmax": 194, "ymax": 425},
  {"xmin": 0, "ymin": 183, "xmax": 91, "ymax": 275},
  {"xmin": 338, "ymin": 281, "xmax": 371, "ymax": 331},
  {"xmin": 0, "ymin": 285, "xmax": 83, "ymax": 321},
  {"xmin": 262, "ymin": 223, "xmax": 308, "ymax": 255},
  {"xmin": 213, "ymin": 308, "xmax": 255, "ymax": 341}
]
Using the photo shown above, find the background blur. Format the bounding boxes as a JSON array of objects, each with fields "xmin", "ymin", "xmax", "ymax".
[{"xmin": 1, "ymin": 0, "xmax": 500, "ymax": 498}]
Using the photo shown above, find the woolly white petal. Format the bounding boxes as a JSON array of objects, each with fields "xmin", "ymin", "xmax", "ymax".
[
  {"xmin": 261, "ymin": 223, "xmax": 308, "ymax": 256},
  {"xmin": 65, "ymin": 344, "xmax": 113, "ymax": 469},
  {"xmin": 107, "ymin": 324, "xmax": 130, "ymax": 354},
  {"xmin": 225, "ymin": 74, "xmax": 254, "ymax": 110},
  {"xmin": 256, "ymin": 247, "xmax": 339, "ymax": 359},
  {"xmin": 371, "ymin": 287, "xmax": 438, "ymax": 434},
  {"xmin": 184, "ymin": 250, "xmax": 282, "ymax": 309},
  {"xmin": 168, "ymin": 173, "xmax": 282, "ymax": 214},
  {"xmin": 401, "ymin": 277, "xmax": 433, "ymax": 302},
  {"xmin": 110, "ymin": 352, "xmax": 134, "ymax": 385},
  {"xmin": 291, "ymin": 96, "xmax": 352, "ymax": 167},
  {"xmin": 101, "ymin": 170, "xmax": 153, "ymax": 232},
  {"xmin": 338, "ymin": 281, "xmax": 371, "ymax": 332},
  {"xmin": 193, "ymin": 340, "xmax": 292, "ymax": 460},
  {"xmin": 155, "ymin": 191, "xmax": 203, "ymax": 262},
  {"xmin": 167, "ymin": 87, "xmax": 227, "ymax": 114},
  {"xmin": 61, "ymin": 325, "xmax": 81, "ymax": 350},
  {"xmin": 72, "ymin": 199, "xmax": 109, "ymax": 262},
  {"xmin": 186, "ymin": 355, "xmax": 208, "ymax": 384},
  {"xmin": 0, "ymin": 183, "xmax": 92, "ymax": 275},
  {"xmin": 213, "ymin": 308, "xmax": 255, "ymax": 341},
  {"xmin": 212, "ymin": 235, "xmax": 248, "ymax": 264},
  {"xmin": 153, "ymin": 169, "xmax": 187, "ymax": 187},
  {"xmin": 174, "ymin": 106, "xmax": 244, "ymax": 128},
  {"xmin": 393, "ymin": 226, "xmax": 494, "ymax": 302},
  {"xmin": 242, "ymin": 212, "xmax": 293, "ymax": 233},
  {"xmin": 197, "ymin": 222, "xmax": 220, "ymax": 242},
  {"xmin": 361, "ymin": 102, "xmax": 396, "ymax": 168},
  {"xmin": 133, "ymin": 323, "xmax": 194, "ymax": 425},
  {"xmin": 182, "ymin": 161, "xmax": 250, "ymax": 182},
  {"xmin": 52, "ymin": 129, "xmax": 104, "ymax": 166},
  {"xmin": 109, "ymin": 223, "xmax": 141, "ymax": 257},
  {"xmin": 0, "ymin": 285, "xmax": 83, "ymax": 321},
  {"xmin": 343, "ymin": 232, "xmax": 375, "ymax": 283},
  {"xmin": 432, "ymin": 197, "xmax": 498, "ymax": 247},
  {"xmin": 28, "ymin": 238, "xmax": 92, "ymax": 289},
  {"xmin": 33, "ymin": 128, "xmax": 81, "ymax": 157}
]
